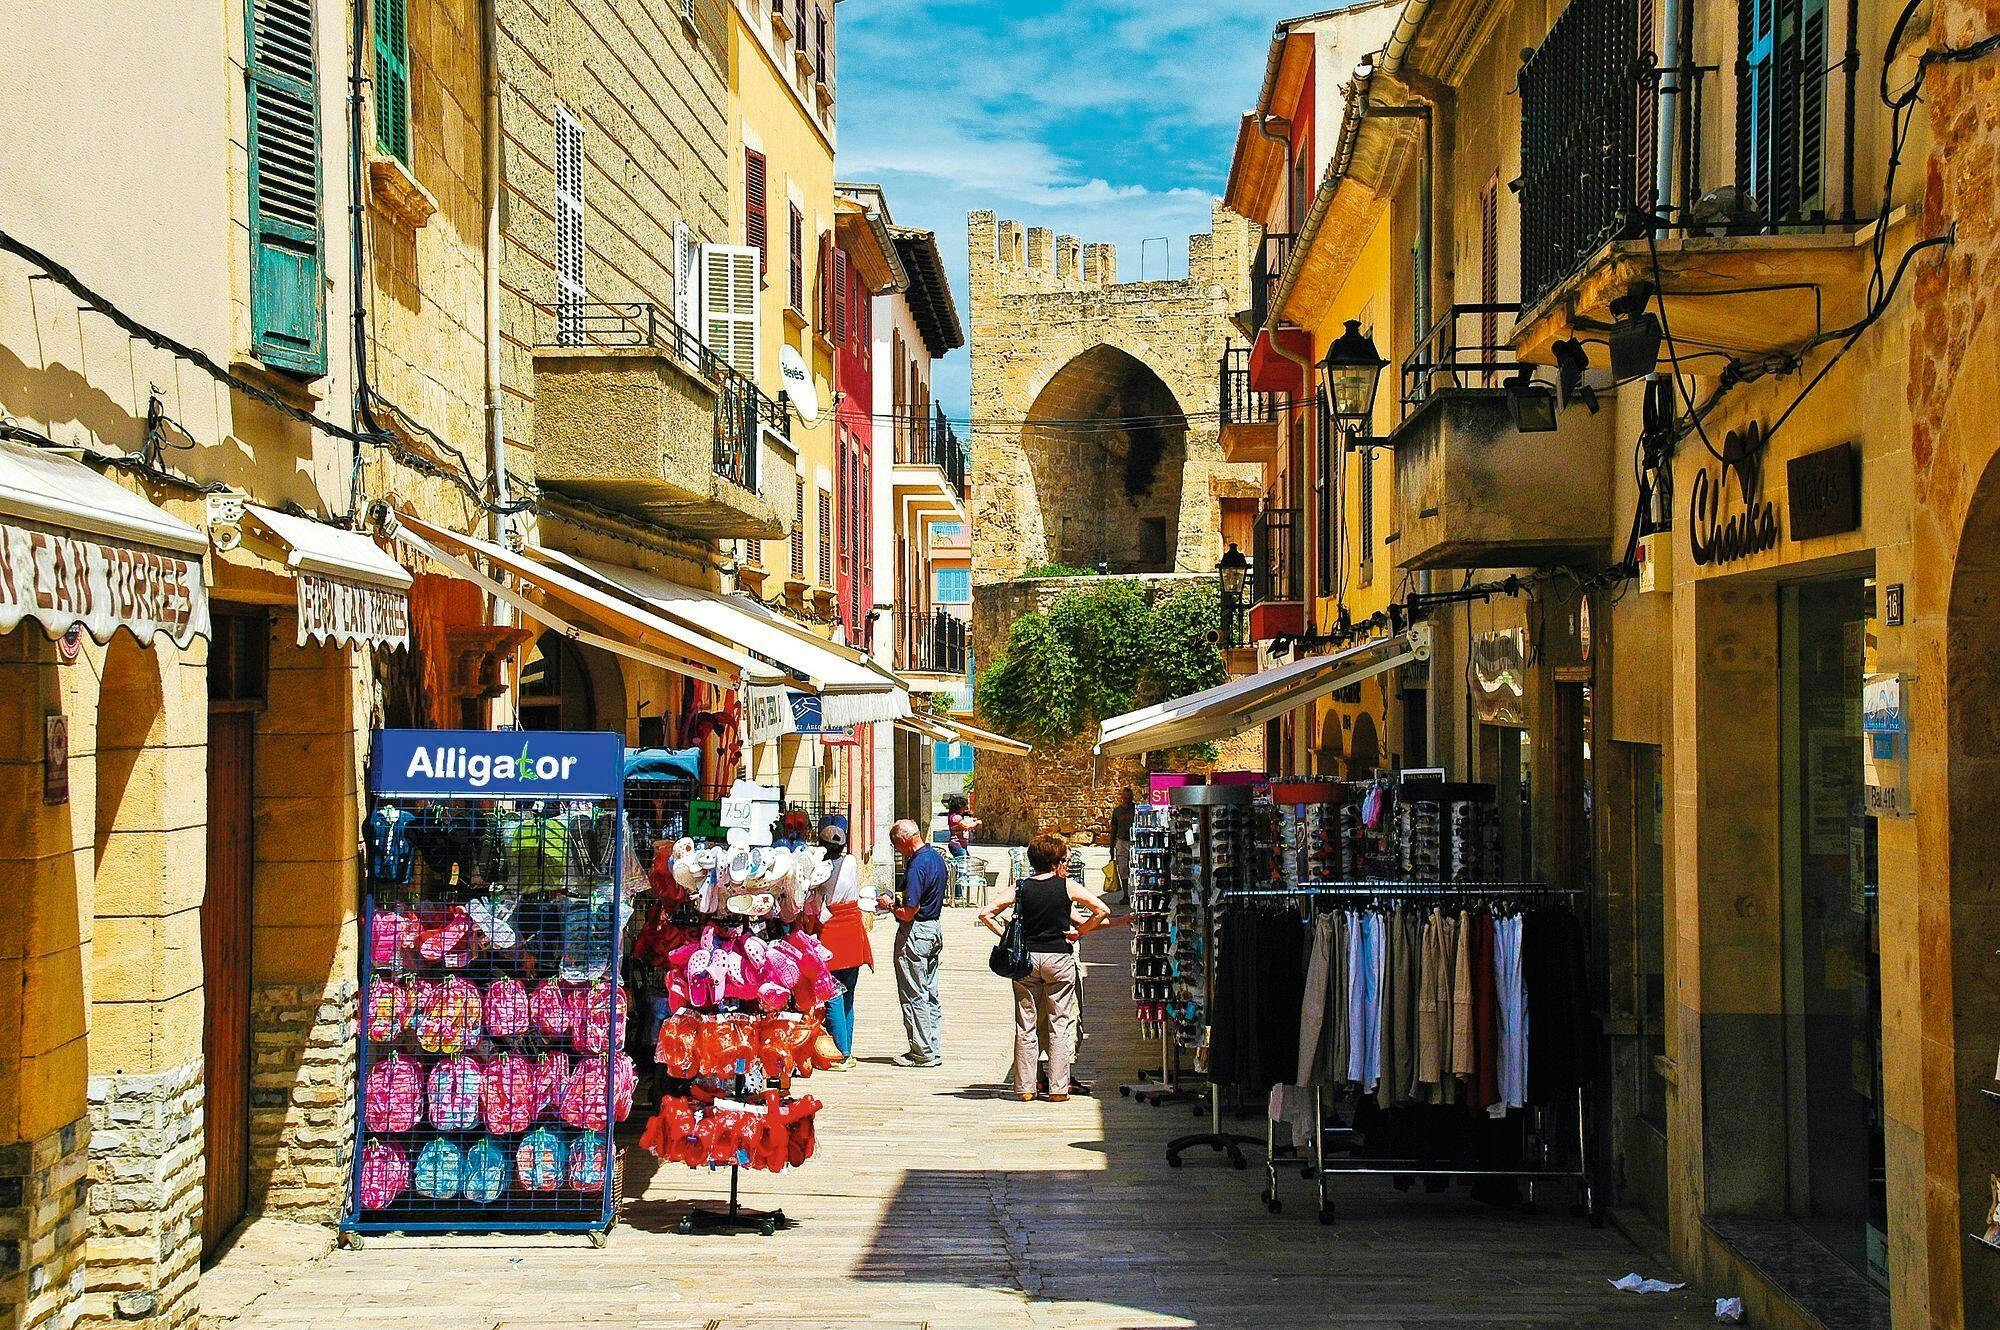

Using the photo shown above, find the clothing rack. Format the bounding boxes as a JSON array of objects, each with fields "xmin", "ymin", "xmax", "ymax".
[{"xmin": 1220, "ymin": 881, "xmax": 1598, "ymax": 1227}]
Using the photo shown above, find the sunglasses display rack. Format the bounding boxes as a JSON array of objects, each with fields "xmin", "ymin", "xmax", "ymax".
[
  {"xmin": 1127, "ymin": 805, "xmax": 1173, "ymax": 1039},
  {"xmin": 344, "ymin": 730, "xmax": 631, "ymax": 1243}
]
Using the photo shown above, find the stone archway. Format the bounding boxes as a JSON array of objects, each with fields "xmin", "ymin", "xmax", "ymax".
[
  {"xmin": 1022, "ymin": 345, "xmax": 1188, "ymax": 574},
  {"xmin": 1943, "ymin": 453, "xmax": 2000, "ymax": 1319}
]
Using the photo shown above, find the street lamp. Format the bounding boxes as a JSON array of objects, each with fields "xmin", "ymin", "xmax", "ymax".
[
  {"xmin": 1321, "ymin": 319, "xmax": 1387, "ymax": 452},
  {"xmin": 1217, "ymin": 542, "xmax": 1250, "ymax": 648}
]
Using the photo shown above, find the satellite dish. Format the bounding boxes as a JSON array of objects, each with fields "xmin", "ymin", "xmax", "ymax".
[{"xmin": 778, "ymin": 345, "xmax": 820, "ymax": 425}]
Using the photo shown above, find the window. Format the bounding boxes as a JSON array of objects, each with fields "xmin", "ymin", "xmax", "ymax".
[
  {"xmin": 674, "ymin": 220, "xmax": 699, "ymax": 342},
  {"xmin": 1358, "ymin": 450, "xmax": 1375, "ymax": 587},
  {"xmin": 815, "ymin": 7, "xmax": 829, "ymax": 87},
  {"xmin": 817, "ymin": 487, "xmax": 833, "ymax": 585},
  {"xmin": 208, "ymin": 609, "xmax": 270, "ymax": 705},
  {"xmin": 1738, "ymin": 0, "xmax": 1828, "ymax": 224},
  {"xmin": 743, "ymin": 536, "xmax": 762, "ymax": 568},
  {"xmin": 833, "ymin": 244, "xmax": 849, "ymax": 342},
  {"xmin": 701, "ymin": 244, "xmax": 759, "ymax": 377},
  {"xmin": 682, "ymin": 0, "xmax": 699, "ymax": 28},
  {"xmin": 555, "ymin": 106, "xmax": 585, "ymax": 343},
  {"xmin": 934, "ymin": 567, "xmax": 971, "ymax": 604},
  {"xmin": 1480, "ymin": 175, "xmax": 1499, "ymax": 380},
  {"xmin": 372, "ymin": 0, "xmax": 409, "ymax": 164},
  {"xmin": 1314, "ymin": 399, "xmax": 1334, "ymax": 593},
  {"xmin": 1139, "ymin": 518, "xmax": 1167, "ymax": 568},
  {"xmin": 744, "ymin": 148, "xmax": 768, "ymax": 275},
  {"xmin": 246, "ymin": 0, "xmax": 327, "ymax": 375},
  {"xmin": 788, "ymin": 204, "xmax": 805, "ymax": 313},
  {"xmin": 928, "ymin": 521, "xmax": 964, "ymax": 541}
]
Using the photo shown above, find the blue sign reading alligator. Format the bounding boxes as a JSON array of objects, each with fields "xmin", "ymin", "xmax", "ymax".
[{"xmin": 369, "ymin": 728, "xmax": 625, "ymax": 800}]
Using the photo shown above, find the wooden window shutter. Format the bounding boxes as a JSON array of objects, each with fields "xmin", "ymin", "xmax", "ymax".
[
  {"xmin": 555, "ymin": 106, "xmax": 586, "ymax": 342},
  {"xmin": 247, "ymin": 0, "xmax": 327, "ymax": 376},
  {"xmin": 833, "ymin": 244, "xmax": 849, "ymax": 343},
  {"xmin": 818, "ymin": 487, "xmax": 833, "ymax": 585},
  {"xmin": 1635, "ymin": 0, "xmax": 1658, "ymax": 209},
  {"xmin": 1479, "ymin": 176, "xmax": 1499, "ymax": 377},
  {"xmin": 744, "ymin": 149, "xmax": 768, "ymax": 274},
  {"xmin": 1794, "ymin": 0, "xmax": 1829, "ymax": 214},
  {"xmin": 791, "ymin": 484, "xmax": 806, "ymax": 578},
  {"xmin": 816, "ymin": 230, "xmax": 833, "ymax": 330},
  {"xmin": 372, "ymin": 0, "xmax": 410, "ymax": 164},
  {"xmin": 701, "ymin": 244, "xmax": 760, "ymax": 377},
  {"xmin": 674, "ymin": 220, "xmax": 699, "ymax": 339},
  {"xmin": 815, "ymin": 7, "xmax": 828, "ymax": 82},
  {"xmin": 788, "ymin": 204, "xmax": 805, "ymax": 312}
]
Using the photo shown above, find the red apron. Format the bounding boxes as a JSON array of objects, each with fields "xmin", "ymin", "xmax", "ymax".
[{"xmin": 816, "ymin": 899, "xmax": 874, "ymax": 972}]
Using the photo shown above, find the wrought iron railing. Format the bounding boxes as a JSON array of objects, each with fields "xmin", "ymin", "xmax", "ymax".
[
  {"xmin": 534, "ymin": 300, "xmax": 784, "ymax": 492},
  {"xmin": 1252, "ymin": 507, "xmax": 1302, "ymax": 605},
  {"xmin": 1520, "ymin": 0, "xmax": 1839, "ymax": 311},
  {"xmin": 1401, "ymin": 303, "xmax": 1525, "ymax": 407},
  {"xmin": 899, "ymin": 609, "xmax": 970, "ymax": 677},
  {"xmin": 897, "ymin": 406, "xmax": 969, "ymax": 500},
  {"xmin": 1219, "ymin": 344, "xmax": 1278, "ymax": 430},
  {"xmin": 1250, "ymin": 231, "xmax": 1293, "ymax": 331}
]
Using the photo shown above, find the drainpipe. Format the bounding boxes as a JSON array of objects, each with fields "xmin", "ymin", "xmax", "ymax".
[
  {"xmin": 482, "ymin": 0, "xmax": 513, "ymax": 580},
  {"xmin": 1653, "ymin": 0, "xmax": 1689, "ymax": 229}
]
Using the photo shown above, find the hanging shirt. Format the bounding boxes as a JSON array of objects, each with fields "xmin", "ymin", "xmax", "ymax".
[
  {"xmin": 1416, "ymin": 909, "xmax": 1444, "ymax": 1091},
  {"xmin": 1494, "ymin": 913, "xmax": 1530, "ymax": 1111},
  {"xmin": 1295, "ymin": 912, "xmax": 1336, "ymax": 1087},
  {"xmin": 1450, "ymin": 909, "xmax": 1476, "ymax": 1081}
]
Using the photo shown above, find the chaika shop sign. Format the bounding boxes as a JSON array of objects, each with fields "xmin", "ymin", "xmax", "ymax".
[
  {"xmin": 1689, "ymin": 425, "xmax": 1780, "ymax": 567},
  {"xmin": 0, "ymin": 518, "xmax": 211, "ymax": 647}
]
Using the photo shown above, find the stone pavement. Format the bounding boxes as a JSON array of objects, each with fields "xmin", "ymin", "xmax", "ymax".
[{"xmin": 206, "ymin": 909, "xmax": 1712, "ymax": 1329}]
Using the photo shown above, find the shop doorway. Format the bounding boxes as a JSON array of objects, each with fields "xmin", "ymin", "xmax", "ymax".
[
  {"xmin": 518, "ymin": 631, "xmax": 599, "ymax": 731},
  {"xmin": 202, "ymin": 610, "xmax": 265, "ymax": 1257},
  {"xmin": 1778, "ymin": 575, "xmax": 1885, "ymax": 1285}
]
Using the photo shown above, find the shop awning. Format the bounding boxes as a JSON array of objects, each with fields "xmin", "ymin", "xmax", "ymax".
[
  {"xmin": 0, "ymin": 439, "xmax": 211, "ymax": 646},
  {"xmin": 388, "ymin": 511, "xmax": 781, "ymax": 690},
  {"xmin": 896, "ymin": 713, "xmax": 1033, "ymax": 757},
  {"xmin": 1095, "ymin": 632, "xmax": 1423, "ymax": 758},
  {"xmin": 245, "ymin": 505, "xmax": 412, "ymax": 650},
  {"xmin": 529, "ymin": 549, "xmax": 912, "ymax": 729}
]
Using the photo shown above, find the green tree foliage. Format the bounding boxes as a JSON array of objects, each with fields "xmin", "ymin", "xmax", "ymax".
[{"xmin": 979, "ymin": 581, "xmax": 1227, "ymax": 747}]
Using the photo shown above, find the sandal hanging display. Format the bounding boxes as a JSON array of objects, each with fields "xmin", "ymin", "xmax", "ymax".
[{"xmin": 344, "ymin": 730, "xmax": 635, "ymax": 1239}]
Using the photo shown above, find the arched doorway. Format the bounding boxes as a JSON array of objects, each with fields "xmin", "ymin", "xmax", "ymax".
[
  {"xmin": 517, "ymin": 631, "xmax": 625, "ymax": 734},
  {"xmin": 1944, "ymin": 453, "xmax": 2000, "ymax": 1318},
  {"xmin": 1022, "ymin": 345, "xmax": 1188, "ymax": 573}
]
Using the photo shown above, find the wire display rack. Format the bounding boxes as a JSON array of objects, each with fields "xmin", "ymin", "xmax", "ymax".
[{"xmin": 342, "ymin": 730, "xmax": 629, "ymax": 1243}]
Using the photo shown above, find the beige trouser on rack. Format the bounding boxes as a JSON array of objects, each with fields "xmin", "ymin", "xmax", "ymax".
[{"xmin": 1012, "ymin": 952, "xmax": 1078, "ymax": 1096}]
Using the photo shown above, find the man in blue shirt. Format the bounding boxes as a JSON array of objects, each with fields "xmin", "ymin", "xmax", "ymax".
[{"xmin": 887, "ymin": 818, "xmax": 949, "ymax": 1067}]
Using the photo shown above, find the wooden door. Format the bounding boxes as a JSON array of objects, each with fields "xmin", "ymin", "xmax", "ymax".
[{"xmin": 202, "ymin": 711, "xmax": 255, "ymax": 1257}]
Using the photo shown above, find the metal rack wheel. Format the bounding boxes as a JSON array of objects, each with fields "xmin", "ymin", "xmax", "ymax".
[
  {"xmin": 759, "ymin": 1218, "xmax": 778, "ymax": 1236},
  {"xmin": 588, "ymin": 1230, "xmax": 608, "ymax": 1248},
  {"xmin": 337, "ymin": 1231, "xmax": 363, "ymax": 1250},
  {"xmin": 1318, "ymin": 1204, "xmax": 1336, "ymax": 1226},
  {"xmin": 676, "ymin": 1215, "xmax": 697, "ymax": 1235}
]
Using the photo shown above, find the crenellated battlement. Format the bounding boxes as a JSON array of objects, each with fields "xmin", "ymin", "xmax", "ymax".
[{"xmin": 968, "ymin": 200, "xmax": 1253, "ymax": 302}]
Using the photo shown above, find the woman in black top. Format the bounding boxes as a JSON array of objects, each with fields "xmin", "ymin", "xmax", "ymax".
[{"xmin": 979, "ymin": 831, "xmax": 1109, "ymax": 1101}]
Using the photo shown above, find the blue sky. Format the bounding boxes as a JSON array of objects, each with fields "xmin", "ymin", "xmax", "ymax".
[{"xmin": 837, "ymin": 0, "xmax": 1283, "ymax": 421}]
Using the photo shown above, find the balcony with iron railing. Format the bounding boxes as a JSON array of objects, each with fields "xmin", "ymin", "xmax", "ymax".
[
  {"xmin": 892, "ymin": 404, "xmax": 970, "ymax": 521},
  {"xmin": 531, "ymin": 300, "xmax": 790, "ymax": 540},
  {"xmin": 1388, "ymin": 304, "xmax": 1613, "ymax": 570},
  {"xmin": 1218, "ymin": 343, "xmax": 1281, "ymax": 464},
  {"xmin": 898, "ymin": 608, "xmax": 970, "ymax": 681},
  {"xmin": 1247, "ymin": 505, "xmax": 1306, "ymax": 642},
  {"xmin": 1249, "ymin": 231, "xmax": 1294, "ymax": 333},
  {"xmin": 1513, "ymin": 0, "xmax": 1874, "ymax": 368}
]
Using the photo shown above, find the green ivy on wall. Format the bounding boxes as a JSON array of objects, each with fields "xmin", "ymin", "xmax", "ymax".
[{"xmin": 978, "ymin": 581, "xmax": 1226, "ymax": 749}]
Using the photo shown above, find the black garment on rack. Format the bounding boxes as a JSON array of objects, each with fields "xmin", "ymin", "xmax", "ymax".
[
  {"xmin": 1524, "ymin": 906, "xmax": 1593, "ymax": 1105},
  {"xmin": 1208, "ymin": 907, "xmax": 1310, "ymax": 1092}
]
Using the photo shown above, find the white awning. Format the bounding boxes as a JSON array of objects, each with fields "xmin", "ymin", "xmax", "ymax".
[
  {"xmin": 0, "ymin": 440, "xmax": 211, "ymax": 647},
  {"xmin": 388, "ymin": 511, "xmax": 782, "ymax": 690},
  {"xmin": 530, "ymin": 549, "xmax": 912, "ymax": 729},
  {"xmin": 895, "ymin": 713, "xmax": 1033, "ymax": 756},
  {"xmin": 1096, "ymin": 633, "xmax": 1422, "ymax": 758},
  {"xmin": 245, "ymin": 506, "xmax": 412, "ymax": 650}
]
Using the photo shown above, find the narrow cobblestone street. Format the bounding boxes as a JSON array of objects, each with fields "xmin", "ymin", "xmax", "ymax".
[{"xmin": 208, "ymin": 910, "xmax": 1708, "ymax": 1330}]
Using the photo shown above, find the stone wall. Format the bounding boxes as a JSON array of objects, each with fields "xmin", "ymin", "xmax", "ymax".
[
  {"xmin": 247, "ymin": 984, "xmax": 357, "ymax": 1223},
  {"xmin": 83, "ymin": 1062, "xmax": 201, "ymax": 1329},
  {"xmin": 0, "ymin": 1115, "xmax": 89, "ymax": 1330}
]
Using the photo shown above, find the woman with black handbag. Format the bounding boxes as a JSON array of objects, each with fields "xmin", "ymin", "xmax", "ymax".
[{"xmin": 978, "ymin": 833, "xmax": 1109, "ymax": 1102}]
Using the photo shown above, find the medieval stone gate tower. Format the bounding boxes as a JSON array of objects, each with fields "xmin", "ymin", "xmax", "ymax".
[
  {"xmin": 965, "ymin": 201, "xmax": 1263, "ymax": 841},
  {"xmin": 968, "ymin": 200, "xmax": 1260, "ymax": 585}
]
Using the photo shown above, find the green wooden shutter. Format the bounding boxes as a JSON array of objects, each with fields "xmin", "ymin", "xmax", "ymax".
[
  {"xmin": 373, "ymin": 0, "xmax": 409, "ymax": 164},
  {"xmin": 247, "ymin": 0, "xmax": 327, "ymax": 376}
]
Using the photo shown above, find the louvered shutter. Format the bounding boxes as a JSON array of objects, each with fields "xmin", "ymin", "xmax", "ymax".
[
  {"xmin": 373, "ymin": 0, "xmax": 409, "ymax": 163},
  {"xmin": 788, "ymin": 204, "xmax": 805, "ymax": 312},
  {"xmin": 833, "ymin": 245, "xmax": 849, "ymax": 343},
  {"xmin": 744, "ymin": 149, "xmax": 768, "ymax": 274},
  {"xmin": 816, "ymin": 231, "xmax": 833, "ymax": 331},
  {"xmin": 1794, "ymin": 0, "xmax": 1828, "ymax": 215},
  {"xmin": 247, "ymin": 0, "xmax": 327, "ymax": 376},
  {"xmin": 1479, "ymin": 177, "xmax": 1499, "ymax": 379},
  {"xmin": 1635, "ymin": 0, "xmax": 1657, "ymax": 209},
  {"xmin": 701, "ymin": 244, "xmax": 760, "ymax": 378},
  {"xmin": 555, "ymin": 106, "xmax": 586, "ymax": 343},
  {"xmin": 674, "ymin": 220, "xmax": 699, "ymax": 349},
  {"xmin": 791, "ymin": 484, "xmax": 806, "ymax": 578},
  {"xmin": 818, "ymin": 487, "xmax": 833, "ymax": 585}
]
